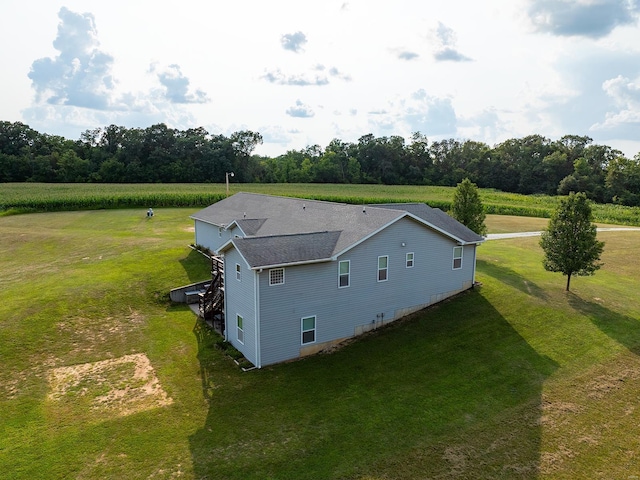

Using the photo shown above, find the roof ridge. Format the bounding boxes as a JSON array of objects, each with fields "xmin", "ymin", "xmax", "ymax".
[
  {"xmin": 239, "ymin": 229, "xmax": 342, "ymax": 240},
  {"xmin": 235, "ymin": 191, "xmax": 351, "ymax": 207},
  {"xmin": 235, "ymin": 192, "xmax": 410, "ymax": 212}
]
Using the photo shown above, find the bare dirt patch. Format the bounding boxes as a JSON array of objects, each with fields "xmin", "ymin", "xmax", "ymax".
[
  {"xmin": 587, "ymin": 368, "xmax": 640, "ymax": 400},
  {"xmin": 539, "ymin": 399, "xmax": 585, "ymax": 429},
  {"xmin": 47, "ymin": 353, "xmax": 173, "ymax": 420},
  {"xmin": 57, "ymin": 309, "xmax": 144, "ymax": 356}
]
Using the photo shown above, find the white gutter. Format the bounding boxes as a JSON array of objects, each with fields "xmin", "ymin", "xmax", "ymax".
[{"xmin": 250, "ymin": 257, "xmax": 333, "ymax": 271}]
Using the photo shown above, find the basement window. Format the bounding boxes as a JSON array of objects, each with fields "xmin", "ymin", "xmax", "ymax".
[
  {"xmin": 237, "ymin": 314, "xmax": 244, "ymax": 344},
  {"xmin": 301, "ymin": 316, "xmax": 316, "ymax": 345}
]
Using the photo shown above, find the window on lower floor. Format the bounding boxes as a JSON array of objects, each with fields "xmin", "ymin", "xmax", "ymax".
[
  {"xmin": 301, "ymin": 316, "xmax": 316, "ymax": 345},
  {"xmin": 378, "ymin": 255, "xmax": 388, "ymax": 282},
  {"xmin": 338, "ymin": 260, "xmax": 350, "ymax": 288},
  {"xmin": 269, "ymin": 268, "xmax": 284, "ymax": 285},
  {"xmin": 453, "ymin": 246, "xmax": 463, "ymax": 270},
  {"xmin": 406, "ymin": 252, "xmax": 414, "ymax": 268},
  {"xmin": 237, "ymin": 314, "xmax": 244, "ymax": 344}
]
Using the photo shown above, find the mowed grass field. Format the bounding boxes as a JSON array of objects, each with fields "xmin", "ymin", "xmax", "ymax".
[{"xmin": 1, "ymin": 205, "xmax": 640, "ymax": 478}]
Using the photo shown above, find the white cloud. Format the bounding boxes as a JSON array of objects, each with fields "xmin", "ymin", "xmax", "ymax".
[
  {"xmin": 28, "ymin": 7, "xmax": 115, "ymax": 109},
  {"xmin": 458, "ymin": 108, "xmax": 506, "ymax": 143},
  {"xmin": 281, "ymin": 31, "xmax": 307, "ymax": 53},
  {"xmin": 402, "ymin": 90, "xmax": 458, "ymax": 136},
  {"xmin": 3, "ymin": 1, "xmax": 640, "ymax": 159},
  {"xmin": 262, "ymin": 68, "xmax": 330, "ymax": 86},
  {"xmin": 591, "ymin": 75, "xmax": 640, "ymax": 132},
  {"xmin": 261, "ymin": 64, "xmax": 351, "ymax": 86},
  {"xmin": 536, "ymin": 47, "xmax": 640, "ymax": 142},
  {"xmin": 24, "ymin": 7, "xmax": 209, "ymax": 137},
  {"xmin": 259, "ymin": 125, "xmax": 295, "ymax": 145},
  {"xmin": 393, "ymin": 49, "xmax": 420, "ymax": 61},
  {"xmin": 327, "ymin": 66, "xmax": 352, "ymax": 82},
  {"xmin": 286, "ymin": 100, "xmax": 315, "ymax": 118},
  {"xmin": 528, "ymin": 0, "xmax": 640, "ymax": 38},
  {"xmin": 150, "ymin": 63, "xmax": 209, "ymax": 104},
  {"xmin": 431, "ymin": 22, "xmax": 472, "ymax": 62},
  {"xmin": 602, "ymin": 75, "xmax": 640, "ymax": 107},
  {"xmin": 366, "ymin": 90, "xmax": 457, "ymax": 138}
]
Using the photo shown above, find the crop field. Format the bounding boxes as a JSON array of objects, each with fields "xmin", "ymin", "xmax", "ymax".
[
  {"xmin": 2, "ymin": 182, "xmax": 640, "ymax": 225},
  {"xmin": 1, "ymin": 200, "xmax": 639, "ymax": 478}
]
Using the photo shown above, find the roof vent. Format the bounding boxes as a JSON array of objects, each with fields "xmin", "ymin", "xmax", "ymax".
[
  {"xmin": 363, "ymin": 206, "xmax": 366, "ymax": 214},
  {"xmin": 303, "ymin": 203, "xmax": 306, "ymax": 210},
  {"xmin": 243, "ymin": 212, "xmax": 246, "ymax": 219}
]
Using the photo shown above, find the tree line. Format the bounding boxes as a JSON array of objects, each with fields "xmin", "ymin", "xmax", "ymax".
[{"xmin": 1, "ymin": 121, "xmax": 640, "ymax": 206}]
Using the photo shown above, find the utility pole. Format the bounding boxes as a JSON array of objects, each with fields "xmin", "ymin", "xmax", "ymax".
[{"xmin": 225, "ymin": 172, "xmax": 234, "ymax": 196}]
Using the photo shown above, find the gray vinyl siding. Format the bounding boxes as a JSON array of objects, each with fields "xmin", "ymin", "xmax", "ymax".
[
  {"xmin": 257, "ymin": 217, "xmax": 477, "ymax": 366},
  {"xmin": 223, "ymin": 248, "xmax": 258, "ymax": 366},
  {"xmin": 194, "ymin": 220, "xmax": 240, "ymax": 253},
  {"xmin": 258, "ymin": 261, "xmax": 338, "ymax": 366}
]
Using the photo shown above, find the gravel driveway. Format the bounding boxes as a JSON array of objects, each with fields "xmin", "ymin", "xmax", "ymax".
[{"xmin": 485, "ymin": 227, "xmax": 640, "ymax": 240}]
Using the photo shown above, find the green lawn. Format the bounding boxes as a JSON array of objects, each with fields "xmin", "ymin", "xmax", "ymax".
[{"xmin": 1, "ymin": 208, "xmax": 639, "ymax": 479}]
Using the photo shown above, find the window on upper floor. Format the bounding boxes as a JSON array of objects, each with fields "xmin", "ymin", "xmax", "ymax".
[
  {"xmin": 269, "ymin": 268, "xmax": 284, "ymax": 286},
  {"xmin": 406, "ymin": 252, "xmax": 414, "ymax": 268},
  {"xmin": 378, "ymin": 255, "xmax": 389, "ymax": 282},
  {"xmin": 301, "ymin": 316, "xmax": 316, "ymax": 345},
  {"xmin": 235, "ymin": 263, "xmax": 241, "ymax": 281},
  {"xmin": 453, "ymin": 246, "xmax": 463, "ymax": 270},
  {"xmin": 338, "ymin": 260, "xmax": 350, "ymax": 288}
]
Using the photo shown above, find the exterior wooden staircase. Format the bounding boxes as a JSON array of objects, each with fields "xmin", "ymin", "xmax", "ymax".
[{"xmin": 199, "ymin": 255, "xmax": 225, "ymax": 334}]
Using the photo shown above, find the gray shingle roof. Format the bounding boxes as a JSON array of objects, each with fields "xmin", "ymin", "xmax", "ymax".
[
  {"xmin": 192, "ymin": 192, "xmax": 483, "ymax": 268},
  {"xmin": 233, "ymin": 218, "xmax": 267, "ymax": 236},
  {"xmin": 233, "ymin": 231, "xmax": 341, "ymax": 268},
  {"xmin": 371, "ymin": 203, "xmax": 484, "ymax": 244}
]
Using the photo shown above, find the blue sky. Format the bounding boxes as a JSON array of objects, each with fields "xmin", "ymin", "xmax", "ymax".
[{"xmin": 2, "ymin": 0, "xmax": 640, "ymax": 158}]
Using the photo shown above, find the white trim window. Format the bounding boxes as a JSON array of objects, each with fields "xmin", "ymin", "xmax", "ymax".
[
  {"xmin": 406, "ymin": 252, "xmax": 414, "ymax": 268},
  {"xmin": 301, "ymin": 316, "xmax": 316, "ymax": 345},
  {"xmin": 235, "ymin": 263, "xmax": 241, "ymax": 281},
  {"xmin": 378, "ymin": 255, "xmax": 389, "ymax": 282},
  {"xmin": 453, "ymin": 246, "xmax": 463, "ymax": 270},
  {"xmin": 269, "ymin": 268, "xmax": 285, "ymax": 285},
  {"xmin": 338, "ymin": 260, "xmax": 350, "ymax": 288},
  {"xmin": 236, "ymin": 314, "xmax": 244, "ymax": 344}
]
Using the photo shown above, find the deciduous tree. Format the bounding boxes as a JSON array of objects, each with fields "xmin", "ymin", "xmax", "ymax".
[
  {"xmin": 451, "ymin": 178, "xmax": 487, "ymax": 235},
  {"xmin": 540, "ymin": 192, "xmax": 604, "ymax": 291}
]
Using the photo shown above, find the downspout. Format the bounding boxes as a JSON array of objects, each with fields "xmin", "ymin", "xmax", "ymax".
[
  {"xmin": 193, "ymin": 221, "xmax": 197, "ymax": 245},
  {"xmin": 254, "ymin": 269, "xmax": 261, "ymax": 368},
  {"xmin": 223, "ymin": 256, "xmax": 228, "ymax": 342},
  {"xmin": 472, "ymin": 245, "xmax": 477, "ymax": 286}
]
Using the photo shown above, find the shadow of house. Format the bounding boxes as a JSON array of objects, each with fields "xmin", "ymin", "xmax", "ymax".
[
  {"xmin": 188, "ymin": 290, "xmax": 557, "ymax": 479},
  {"xmin": 192, "ymin": 319, "xmax": 222, "ymax": 401}
]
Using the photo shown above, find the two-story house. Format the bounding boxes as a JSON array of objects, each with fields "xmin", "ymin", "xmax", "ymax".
[{"xmin": 190, "ymin": 192, "xmax": 484, "ymax": 367}]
